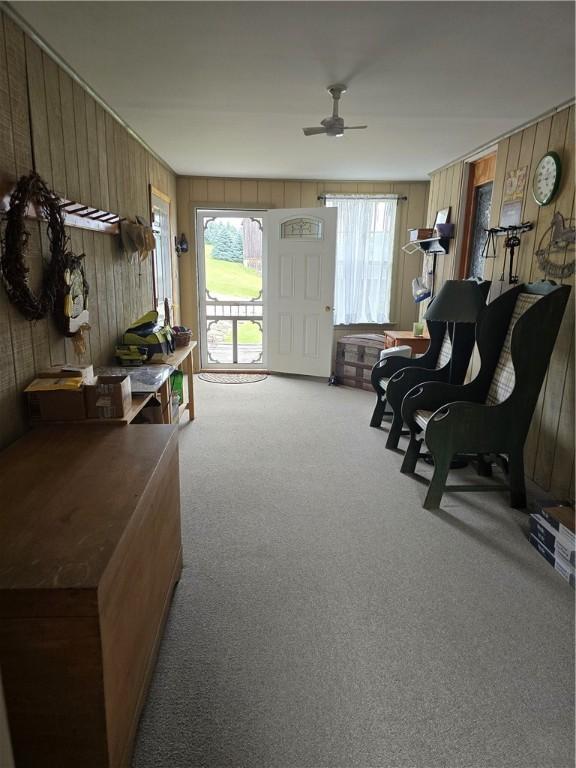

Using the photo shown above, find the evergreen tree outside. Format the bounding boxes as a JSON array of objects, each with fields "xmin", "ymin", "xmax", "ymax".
[{"xmin": 205, "ymin": 221, "xmax": 244, "ymax": 262}]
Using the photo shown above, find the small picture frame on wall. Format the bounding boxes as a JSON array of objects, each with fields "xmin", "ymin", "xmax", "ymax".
[
  {"xmin": 434, "ymin": 207, "xmax": 451, "ymax": 227},
  {"xmin": 500, "ymin": 200, "xmax": 523, "ymax": 227}
]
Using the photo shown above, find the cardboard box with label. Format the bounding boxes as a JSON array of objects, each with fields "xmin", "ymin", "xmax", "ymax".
[{"xmin": 84, "ymin": 375, "xmax": 132, "ymax": 420}]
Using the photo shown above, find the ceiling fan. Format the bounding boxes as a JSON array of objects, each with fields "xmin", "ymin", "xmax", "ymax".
[{"xmin": 303, "ymin": 84, "xmax": 367, "ymax": 138}]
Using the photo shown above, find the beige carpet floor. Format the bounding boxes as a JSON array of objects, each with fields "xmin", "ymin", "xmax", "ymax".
[{"xmin": 133, "ymin": 375, "xmax": 575, "ymax": 768}]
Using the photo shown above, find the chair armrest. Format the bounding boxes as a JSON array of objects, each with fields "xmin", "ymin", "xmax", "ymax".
[
  {"xmin": 371, "ymin": 349, "xmax": 436, "ymax": 385},
  {"xmin": 401, "ymin": 379, "xmax": 483, "ymax": 432},
  {"xmin": 424, "ymin": 400, "xmax": 511, "ymax": 454},
  {"xmin": 386, "ymin": 366, "xmax": 448, "ymax": 412}
]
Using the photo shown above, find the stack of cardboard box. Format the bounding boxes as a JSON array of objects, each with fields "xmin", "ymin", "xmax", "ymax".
[
  {"xmin": 24, "ymin": 366, "xmax": 132, "ymax": 422},
  {"xmin": 529, "ymin": 503, "xmax": 575, "ymax": 588}
]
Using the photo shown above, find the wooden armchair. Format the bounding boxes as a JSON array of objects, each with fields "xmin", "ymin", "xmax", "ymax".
[
  {"xmin": 369, "ymin": 320, "xmax": 449, "ymax": 428},
  {"xmin": 400, "ymin": 281, "xmax": 571, "ymax": 510},
  {"xmin": 384, "ymin": 280, "xmax": 491, "ymax": 448}
]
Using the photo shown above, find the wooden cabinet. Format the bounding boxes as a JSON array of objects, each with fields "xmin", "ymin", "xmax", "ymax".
[{"xmin": 0, "ymin": 425, "xmax": 182, "ymax": 768}]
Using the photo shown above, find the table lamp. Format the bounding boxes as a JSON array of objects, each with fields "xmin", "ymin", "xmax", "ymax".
[{"xmin": 424, "ymin": 279, "xmax": 486, "ymax": 383}]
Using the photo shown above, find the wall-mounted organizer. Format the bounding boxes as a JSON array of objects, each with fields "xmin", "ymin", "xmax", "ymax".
[
  {"xmin": 0, "ymin": 188, "xmax": 124, "ymax": 235},
  {"xmin": 402, "ymin": 221, "xmax": 455, "ymax": 302},
  {"xmin": 401, "ymin": 223, "xmax": 455, "ymax": 257}
]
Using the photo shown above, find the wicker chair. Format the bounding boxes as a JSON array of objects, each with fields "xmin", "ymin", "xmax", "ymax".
[
  {"xmin": 383, "ymin": 280, "xmax": 491, "ymax": 448},
  {"xmin": 400, "ymin": 281, "xmax": 571, "ymax": 510}
]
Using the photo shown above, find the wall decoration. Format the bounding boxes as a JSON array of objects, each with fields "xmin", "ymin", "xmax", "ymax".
[
  {"xmin": 532, "ymin": 151, "xmax": 562, "ymax": 207},
  {"xmin": 503, "ymin": 165, "xmax": 528, "ymax": 202},
  {"xmin": 534, "ymin": 212, "xmax": 575, "ymax": 278},
  {"xmin": 120, "ymin": 218, "xmax": 156, "ymax": 264},
  {"xmin": 500, "ymin": 200, "xmax": 523, "ymax": 227},
  {"xmin": 0, "ymin": 172, "xmax": 66, "ymax": 320},
  {"xmin": 500, "ymin": 165, "xmax": 528, "ymax": 227},
  {"xmin": 434, "ymin": 207, "xmax": 451, "ymax": 227},
  {"xmin": 57, "ymin": 252, "xmax": 90, "ymax": 356},
  {"xmin": 483, "ymin": 222, "xmax": 533, "ymax": 284}
]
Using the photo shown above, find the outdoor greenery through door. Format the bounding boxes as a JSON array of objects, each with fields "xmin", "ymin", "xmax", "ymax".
[{"xmin": 198, "ymin": 212, "xmax": 264, "ymax": 367}]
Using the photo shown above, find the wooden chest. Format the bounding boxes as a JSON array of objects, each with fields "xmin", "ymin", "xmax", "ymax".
[
  {"xmin": 335, "ymin": 334, "xmax": 388, "ymax": 390},
  {"xmin": 0, "ymin": 425, "xmax": 182, "ymax": 768}
]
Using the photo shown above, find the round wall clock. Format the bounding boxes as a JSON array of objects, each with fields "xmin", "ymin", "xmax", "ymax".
[{"xmin": 533, "ymin": 151, "xmax": 561, "ymax": 206}]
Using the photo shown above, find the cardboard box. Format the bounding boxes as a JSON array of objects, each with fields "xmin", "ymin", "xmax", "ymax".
[
  {"xmin": 25, "ymin": 378, "xmax": 86, "ymax": 422},
  {"xmin": 37, "ymin": 365, "xmax": 94, "ymax": 383},
  {"xmin": 84, "ymin": 375, "xmax": 132, "ymax": 420}
]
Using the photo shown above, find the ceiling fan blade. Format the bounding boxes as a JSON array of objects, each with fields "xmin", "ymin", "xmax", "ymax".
[
  {"xmin": 343, "ymin": 125, "xmax": 368, "ymax": 131},
  {"xmin": 303, "ymin": 127, "xmax": 328, "ymax": 136}
]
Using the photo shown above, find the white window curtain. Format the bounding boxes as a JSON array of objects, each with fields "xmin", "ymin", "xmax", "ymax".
[{"xmin": 326, "ymin": 195, "xmax": 397, "ymax": 325}]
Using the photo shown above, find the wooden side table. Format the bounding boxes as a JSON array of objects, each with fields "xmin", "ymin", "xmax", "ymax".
[{"xmin": 382, "ymin": 330, "xmax": 430, "ymax": 356}]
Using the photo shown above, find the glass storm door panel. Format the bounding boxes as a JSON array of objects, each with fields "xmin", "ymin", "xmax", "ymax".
[
  {"xmin": 467, "ymin": 181, "xmax": 493, "ymax": 279},
  {"xmin": 196, "ymin": 211, "xmax": 264, "ymax": 368}
]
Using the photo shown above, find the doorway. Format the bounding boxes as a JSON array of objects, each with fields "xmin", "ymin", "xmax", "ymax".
[
  {"xmin": 196, "ymin": 206, "xmax": 338, "ymax": 375},
  {"xmin": 196, "ymin": 210, "xmax": 264, "ymax": 369},
  {"xmin": 459, "ymin": 153, "xmax": 497, "ymax": 279}
]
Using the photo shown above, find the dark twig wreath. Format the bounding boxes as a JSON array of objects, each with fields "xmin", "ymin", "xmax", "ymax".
[{"xmin": 0, "ymin": 172, "xmax": 68, "ymax": 320}]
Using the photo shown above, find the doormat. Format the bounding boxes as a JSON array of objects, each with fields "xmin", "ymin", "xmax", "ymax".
[{"xmin": 198, "ymin": 373, "xmax": 268, "ymax": 384}]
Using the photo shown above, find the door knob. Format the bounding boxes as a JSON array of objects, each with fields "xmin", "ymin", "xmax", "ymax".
[{"xmin": 325, "ymin": 305, "xmax": 332, "ymax": 312}]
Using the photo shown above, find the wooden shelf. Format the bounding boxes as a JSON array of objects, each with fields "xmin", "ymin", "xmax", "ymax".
[
  {"xmin": 31, "ymin": 393, "xmax": 153, "ymax": 427},
  {"xmin": 411, "ymin": 235, "xmax": 453, "ymax": 254},
  {"xmin": 148, "ymin": 341, "xmax": 197, "ymax": 369},
  {"xmin": 149, "ymin": 341, "xmax": 196, "ymax": 423}
]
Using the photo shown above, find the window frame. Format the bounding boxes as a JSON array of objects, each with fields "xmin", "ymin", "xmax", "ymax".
[{"xmin": 150, "ymin": 185, "xmax": 174, "ymax": 323}]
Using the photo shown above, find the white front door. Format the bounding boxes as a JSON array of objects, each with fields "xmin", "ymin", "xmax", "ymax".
[{"xmin": 264, "ymin": 207, "xmax": 337, "ymax": 377}]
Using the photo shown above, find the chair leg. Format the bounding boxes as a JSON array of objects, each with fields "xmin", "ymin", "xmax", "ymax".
[
  {"xmin": 400, "ymin": 434, "xmax": 422, "ymax": 474},
  {"xmin": 423, "ymin": 453, "xmax": 452, "ymax": 510},
  {"xmin": 476, "ymin": 454, "xmax": 493, "ymax": 477},
  {"xmin": 370, "ymin": 395, "xmax": 387, "ymax": 428},
  {"xmin": 385, "ymin": 413, "xmax": 404, "ymax": 449},
  {"xmin": 509, "ymin": 449, "xmax": 526, "ymax": 509}
]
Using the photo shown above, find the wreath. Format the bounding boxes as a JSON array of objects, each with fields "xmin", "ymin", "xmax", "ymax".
[{"xmin": 0, "ymin": 172, "xmax": 68, "ymax": 320}]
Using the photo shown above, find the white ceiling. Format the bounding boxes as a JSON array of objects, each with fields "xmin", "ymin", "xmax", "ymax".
[{"xmin": 15, "ymin": 1, "xmax": 575, "ymax": 180}]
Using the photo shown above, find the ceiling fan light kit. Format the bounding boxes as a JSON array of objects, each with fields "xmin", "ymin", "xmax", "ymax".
[{"xmin": 303, "ymin": 84, "xmax": 368, "ymax": 138}]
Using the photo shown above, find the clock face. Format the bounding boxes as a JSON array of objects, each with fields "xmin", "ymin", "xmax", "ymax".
[{"xmin": 533, "ymin": 151, "xmax": 561, "ymax": 206}]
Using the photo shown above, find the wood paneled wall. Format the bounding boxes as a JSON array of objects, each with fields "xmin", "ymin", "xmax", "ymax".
[
  {"xmin": 424, "ymin": 104, "xmax": 575, "ymax": 501},
  {"xmin": 0, "ymin": 11, "xmax": 178, "ymax": 449},
  {"xmin": 176, "ymin": 176, "xmax": 429, "ymax": 365}
]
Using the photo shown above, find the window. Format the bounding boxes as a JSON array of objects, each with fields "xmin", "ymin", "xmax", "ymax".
[
  {"xmin": 151, "ymin": 193, "xmax": 173, "ymax": 323},
  {"xmin": 280, "ymin": 217, "xmax": 323, "ymax": 240},
  {"xmin": 325, "ymin": 196, "xmax": 397, "ymax": 325}
]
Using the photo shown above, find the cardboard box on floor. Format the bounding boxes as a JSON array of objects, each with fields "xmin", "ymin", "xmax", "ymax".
[
  {"xmin": 84, "ymin": 375, "xmax": 132, "ymax": 420},
  {"xmin": 25, "ymin": 378, "xmax": 86, "ymax": 422}
]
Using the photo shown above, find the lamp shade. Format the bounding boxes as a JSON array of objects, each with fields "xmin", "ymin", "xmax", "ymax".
[{"xmin": 424, "ymin": 280, "xmax": 486, "ymax": 323}]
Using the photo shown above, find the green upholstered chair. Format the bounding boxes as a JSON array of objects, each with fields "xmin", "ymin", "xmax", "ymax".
[{"xmin": 400, "ymin": 281, "xmax": 571, "ymax": 510}]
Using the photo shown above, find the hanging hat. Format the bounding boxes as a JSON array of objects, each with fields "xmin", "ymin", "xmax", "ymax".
[{"xmin": 120, "ymin": 219, "xmax": 156, "ymax": 262}]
